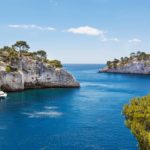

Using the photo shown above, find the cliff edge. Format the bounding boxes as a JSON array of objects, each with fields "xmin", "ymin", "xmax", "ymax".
[
  {"xmin": 99, "ymin": 51, "xmax": 150, "ymax": 74},
  {"xmin": 0, "ymin": 41, "xmax": 80, "ymax": 92}
]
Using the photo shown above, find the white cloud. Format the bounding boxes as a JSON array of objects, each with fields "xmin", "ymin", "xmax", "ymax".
[
  {"xmin": 128, "ymin": 38, "xmax": 141, "ymax": 43},
  {"xmin": 101, "ymin": 37, "xmax": 119, "ymax": 42},
  {"xmin": 66, "ymin": 26, "xmax": 105, "ymax": 36},
  {"xmin": 65, "ymin": 26, "xmax": 119, "ymax": 43},
  {"xmin": 109, "ymin": 38, "xmax": 119, "ymax": 42},
  {"xmin": 8, "ymin": 24, "xmax": 55, "ymax": 31},
  {"xmin": 100, "ymin": 36, "xmax": 108, "ymax": 42}
]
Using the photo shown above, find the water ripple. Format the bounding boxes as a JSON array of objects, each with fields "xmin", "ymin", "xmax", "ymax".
[{"xmin": 22, "ymin": 106, "xmax": 63, "ymax": 118}]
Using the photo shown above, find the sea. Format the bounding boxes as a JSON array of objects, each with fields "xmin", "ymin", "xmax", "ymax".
[{"xmin": 1, "ymin": 64, "xmax": 150, "ymax": 150}]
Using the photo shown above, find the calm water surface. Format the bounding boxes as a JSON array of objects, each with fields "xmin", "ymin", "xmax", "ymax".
[{"xmin": 1, "ymin": 64, "xmax": 150, "ymax": 150}]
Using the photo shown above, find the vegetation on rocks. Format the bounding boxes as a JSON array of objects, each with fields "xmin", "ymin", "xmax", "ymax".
[
  {"xmin": 106, "ymin": 51, "xmax": 150, "ymax": 69},
  {"xmin": 0, "ymin": 41, "xmax": 63, "ymax": 72},
  {"xmin": 123, "ymin": 94, "xmax": 150, "ymax": 150},
  {"xmin": 5, "ymin": 65, "xmax": 18, "ymax": 73},
  {"xmin": 0, "ymin": 41, "xmax": 79, "ymax": 91},
  {"xmin": 48, "ymin": 60, "xmax": 62, "ymax": 68}
]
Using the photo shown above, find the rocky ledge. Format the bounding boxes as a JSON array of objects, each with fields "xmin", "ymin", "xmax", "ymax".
[
  {"xmin": 0, "ymin": 41, "xmax": 80, "ymax": 92},
  {"xmin": 99, "ymin": 51, "xmax": 150, "ymax": 74}
]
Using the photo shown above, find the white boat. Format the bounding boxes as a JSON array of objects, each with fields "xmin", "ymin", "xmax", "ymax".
[{"xmin": 0, "ymin": 91, "xmax": 7, "ymax": 98}]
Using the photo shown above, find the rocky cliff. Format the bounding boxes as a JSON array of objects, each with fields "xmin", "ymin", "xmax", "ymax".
[
  {"xmin": 0, "ymin": 41, "xmax": 80, "ymax": 92},
  {"xmin": 99, "ymin": 52, "xmax": 150, "ymax": 74}
]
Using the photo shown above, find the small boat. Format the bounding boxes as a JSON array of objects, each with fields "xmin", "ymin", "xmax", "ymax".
[{"xmin": 0, "ymin": 91, "xmax": 7, "ymax": 98}]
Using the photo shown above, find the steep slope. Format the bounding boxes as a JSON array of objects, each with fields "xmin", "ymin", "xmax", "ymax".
[
  {"xmin": 99, "ymin": 52, "xmax": 150, "ymax": 74},
  {"xmin": 0, "ymin": 41, "xmax": 80, "ymax": 91}
]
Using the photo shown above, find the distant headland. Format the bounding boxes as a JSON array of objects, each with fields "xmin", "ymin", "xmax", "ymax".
[
  {"xmin": 0, "ymin": 41, "xmax": 80, "ymax": 92},
  {"xmin": 99, "ymin": 51, "xmax": 150, "ymax": 74}
]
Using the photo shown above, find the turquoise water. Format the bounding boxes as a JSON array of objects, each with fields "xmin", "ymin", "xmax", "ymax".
[{"xmin": 1, "ymin": 64, "xmax": 150, "ymax": 150}]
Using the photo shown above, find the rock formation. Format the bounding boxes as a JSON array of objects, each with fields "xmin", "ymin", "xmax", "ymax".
[
  {"xmin": 99, "ymin": 51, "xmax": 150, "ymax": 74},
  {"xmin": 0, "ymin": 41, "xmax": 80, "ymax": 92}
]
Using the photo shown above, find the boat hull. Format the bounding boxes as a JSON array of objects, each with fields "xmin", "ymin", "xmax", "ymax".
[{"xmin": 0, "ymin": 93, "xmax": 7, "ymax": 98}]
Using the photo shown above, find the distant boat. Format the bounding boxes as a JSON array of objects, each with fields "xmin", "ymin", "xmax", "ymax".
[{"xmin": 0, "ymin": 91, "xmax": 7, "ymax": 98}]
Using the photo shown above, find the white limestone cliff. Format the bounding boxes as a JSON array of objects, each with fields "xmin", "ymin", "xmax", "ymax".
[{"xmin": 0, "ymin": 57, "xmax": 80, "ymax": 92}]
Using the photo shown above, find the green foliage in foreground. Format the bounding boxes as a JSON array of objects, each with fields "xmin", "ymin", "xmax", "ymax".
[{"xmin": 123, "ymin": 94, "xmax": 150, "ymax": 150}]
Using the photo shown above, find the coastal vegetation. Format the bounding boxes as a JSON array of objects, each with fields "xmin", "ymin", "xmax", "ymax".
[
  {"xmin": 0, "ymin": 41, "xmax": 79, "ymax": 91},
  {"xmin": 0, "ymin": 41, "xmax": 63, "ymax": 71},
  {"xmin": 123, "ymin": 94, "xmax": 150, "ymax": 150},
  {"xmin": 106, "ymin": 51, "xmax": 150, "ymax": 69}
]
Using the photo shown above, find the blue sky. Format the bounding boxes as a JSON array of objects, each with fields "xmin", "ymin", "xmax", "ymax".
[{"xmin": 0, "ymin": 0, "xmax": 150, "ymax": 63}]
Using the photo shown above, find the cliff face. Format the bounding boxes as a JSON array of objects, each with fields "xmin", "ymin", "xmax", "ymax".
[
  {"xmin": 100, "ymin": 61, "xmax": 150, "ymax": 74},
  {"xmin": 99, "ymin": 52, "xmax": 150, "ymax": 74},
  {"xmin": 0, "ymin": 57, "xmax": 80, "ymax": 92}
]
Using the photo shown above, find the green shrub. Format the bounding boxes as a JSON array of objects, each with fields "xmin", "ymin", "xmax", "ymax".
[
  {"xmin": 48, "ymin": 60, "xmax": 63, "ymax": 68},
  {"xmin": 106, "ymin": 51, "xmax": 150, "ymax": 69},
  {"xmin": 6, "ymin": 66, "xmax": 11, "ymax": 73},
  {"xmin": 5, "ymin": 65, "xmax": 18, "ymax": 73},
  {"xmin": 123, "ymin": 94, "xmax": 150, "ymax": 150}
]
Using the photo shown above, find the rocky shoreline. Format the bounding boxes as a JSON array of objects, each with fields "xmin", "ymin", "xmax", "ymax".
[
  {"xmin": 0, "ymin": 41, "xmax": 80, "ymax": 92},
  {"xmin": 99, "ymin": 52, "xmax": 150, "ymax": 75},
  {"xmin": 0, "ymin": 69, "xmax": 80, "ymax": 92},
  {"xmin": 99, "ymin": 66, "xmax": 150, "ymax": 74}
]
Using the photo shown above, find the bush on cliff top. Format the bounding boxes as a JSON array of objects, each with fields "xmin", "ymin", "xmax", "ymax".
[
  {"xmin": 106, "ymin": 51, "xmax": 150, "ymax": 69},
  {"xmin": 48, "ymin": 60, "xmax": 63, "ymax": 68},
  {"xmin": 0, "ymin": 41, "xmax": 63, "ymax": 68}
]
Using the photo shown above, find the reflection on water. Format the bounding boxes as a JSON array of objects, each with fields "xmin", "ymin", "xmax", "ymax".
[{"xmin": 22, "ymin": 105, "xmax": 63, "ymax": 118}]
